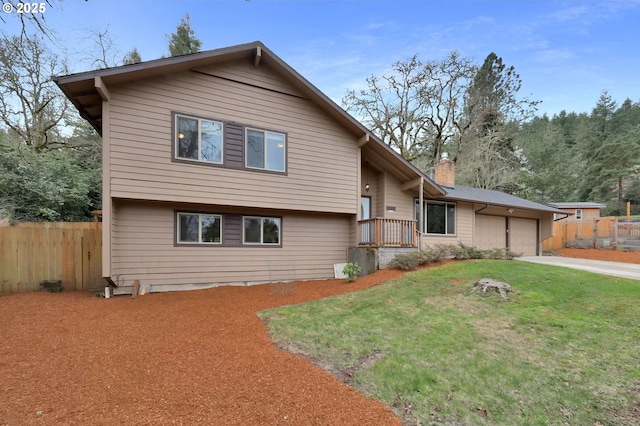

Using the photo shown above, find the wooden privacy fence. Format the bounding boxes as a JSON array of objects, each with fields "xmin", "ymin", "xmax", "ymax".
[
  {"xmin": 0, "ymin": 222, "xmax": 102, "ymax": 295},
  {"xmin": 542, "ymin": 217, "xmax": 619, "ymax": 251}
]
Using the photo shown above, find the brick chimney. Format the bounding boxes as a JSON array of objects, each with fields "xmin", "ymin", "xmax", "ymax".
[{"xmin": 433, "ymin": 153, "xmax": 455, "ymax": 187}]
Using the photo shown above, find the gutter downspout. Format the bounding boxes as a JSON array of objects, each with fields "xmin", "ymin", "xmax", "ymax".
[
  {"xmin": 554, "ymin": 213, "xmax": 571, "ymax": 222},
  {"xmin": 475, "ymin": 203, "xmax": 489, "ymax": 214}
]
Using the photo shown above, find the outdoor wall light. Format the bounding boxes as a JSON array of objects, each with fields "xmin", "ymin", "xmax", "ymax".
[{"xmin": 365, "ymin": 161, "xmax": 370, "ymax": 192}]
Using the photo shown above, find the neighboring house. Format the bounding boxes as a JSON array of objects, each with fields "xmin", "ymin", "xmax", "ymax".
[
  {"xmin": 54, "ymin": 41, "xmax": 565, "ymax": 294},
  {"xmin": 547, "ymin": 202, "xmax": 607, "ymax": 221}
]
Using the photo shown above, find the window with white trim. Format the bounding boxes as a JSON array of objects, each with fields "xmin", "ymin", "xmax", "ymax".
[
  {"xmin": 415, "ymin": 200, "xmax": 456, "ymax": 235},
  {"xmin": 177, "ymin": 213, "xmax": 222, "ymax": 244},
  {"xmin": 575, "ymin": 209, "xmax": 582, "ymax": 220},
  {"xmin": 245, "ymin": 128, "xmax": 286, "ymax": 172},
  {"xmin": 175, "ymin": 115, "xmax": 223, "ymax": 164},
  {"xmin": 243, "ymin": 216, "xmax": 281, "ymax": 245}
]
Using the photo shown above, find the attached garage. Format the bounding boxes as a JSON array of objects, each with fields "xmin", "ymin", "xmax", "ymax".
[
  {"xmin": 474, "ymin": 215, "xmax": 539, "ymax": 256},
  {"xmin": 422, "ymin": 161, "xmax": 567, "ymax": 258},
  {"xmin": 509, "ymin": 218, "xmax": 538, "ymax": 256},
  {"xmin": 475, "ymin": 215, "xmax": 506, "ymax": 251}
]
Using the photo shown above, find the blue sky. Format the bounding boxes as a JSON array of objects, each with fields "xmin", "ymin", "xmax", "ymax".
[{"xmin": 2, "ymin": 0, "xmax": 639, "ymax": 116}]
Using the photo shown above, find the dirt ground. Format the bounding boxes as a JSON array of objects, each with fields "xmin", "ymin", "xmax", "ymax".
[
  {"xmin": 0, "ymin": 267, "xmax": 406, "ymax": 426},
  {"xmin": 2, "ymin": 250, "xmax": 636, "ymax": 425}
]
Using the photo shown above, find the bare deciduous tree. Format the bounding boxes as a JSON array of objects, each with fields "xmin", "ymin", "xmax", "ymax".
[
  {"xmin": 456, "ymin": 130, "xmax": 521, "ymax": 191},
  {"xmin": 82, "ymin": 26, "xmax": 121, "ymax": 69},
  {"xmin": 0, "ymin": 35, "xmax": 68, "ymax": 151},
  {"xmin": 342, "ymin": 52, "xmax": 476, "ymax": 170},
  {"xmin": 0, "ymin": 1, "xmax": 54, "ymax": 39}
]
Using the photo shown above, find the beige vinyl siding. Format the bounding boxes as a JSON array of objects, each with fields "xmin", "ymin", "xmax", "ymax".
[
  {"xmin": 382, "ymin": 172, "xmax": 414, "ymax": 219},
  {"xmin": 375, "ymin": 172, "xmax": 384, "ymax": 218},
  {"xmin": 422, "ymin": 202, "xmax": 474, "ymax": 246},
  {"xmin": 194, "ymin": 61, "xmax": 302, "ymax": 98},
  {"xmin": 106, "ymin": 60, "xmax": 358, "ymax": 214},
  {"xmin": 540, "ymin": 214, "xmax": 553, "ymax": 240},
  {"xmin": 361, "ymin": 163, "xmax": 378, "ymax": 218},
  {"xmin": 111, "ymin": 201, "xmax": 352, "ymax": 289}
]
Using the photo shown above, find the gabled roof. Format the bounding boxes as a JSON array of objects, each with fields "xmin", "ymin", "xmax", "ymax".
[
  {"xmin": 54, "ymin": 41, "xmax": 445, "ymax": 197},
  {"xmin": 547, "ymin": 202, "xmax": 607, "ymax": 209},
  {"xmin": 440, "ymin": 185, "xmax": 568, "ymax": 214}
]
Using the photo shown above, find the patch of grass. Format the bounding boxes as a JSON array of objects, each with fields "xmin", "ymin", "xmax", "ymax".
[{"xmin": 259, "ymin": 260, "xmax": 640, "ymax": 425}]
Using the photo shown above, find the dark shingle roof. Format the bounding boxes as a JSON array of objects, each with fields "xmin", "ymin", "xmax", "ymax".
[{"xmin": 439, "ymin": 185, "xmax": 567, "ymax": 214}]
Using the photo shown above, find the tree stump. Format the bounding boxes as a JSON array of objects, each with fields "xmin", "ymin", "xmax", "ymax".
[{"xmin": 468, "ymin": 278, "xmax": 517, "ymax": 301}]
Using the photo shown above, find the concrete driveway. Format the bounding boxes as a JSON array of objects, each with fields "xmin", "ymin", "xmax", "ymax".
[{"xmin": 518, "ymin": 256, "xmax": 640, "ymax": 281}]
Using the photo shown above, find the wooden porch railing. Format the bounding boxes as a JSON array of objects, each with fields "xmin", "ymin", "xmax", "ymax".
[{"xmin": 358, "ymin": 218, "xmax": 417, "ymax": 247}]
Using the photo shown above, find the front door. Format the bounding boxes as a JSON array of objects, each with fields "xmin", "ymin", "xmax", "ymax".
[{"xmin": 361, "ymin": 196, "xmax": 372, "ymax": 220}]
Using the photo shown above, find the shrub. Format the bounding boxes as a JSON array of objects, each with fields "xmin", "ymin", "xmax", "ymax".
[
  {"xmin": 389, "ymin": 243, "xmax": 521, "ymax": 270},
  {"xmin": 388, "ymin": 251, "xmax": 424, "ymax": 270},
  {"xmin": 504, "ymin": 250, "xmax": 521, "ymax": 260},
  {"xmin": 484, "ymin": 248, "xmax": 507, "ymax": 259}
]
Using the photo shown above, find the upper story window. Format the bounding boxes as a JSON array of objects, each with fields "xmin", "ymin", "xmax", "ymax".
[
  {"xmin": 246, "ymin": 128, "xmax": 286, "ymax": 172},
  {"xmin": 575, "ymin": 209, "xmax": 583, "ymax": 220},
  {"xmin": 176, "ymin": 114, "xmax": 223, "ymax": 164},
  {"xmin": 177, "ymin": 212, "xmax": 222, "ymax": 244},
  {"xmin": 243, "ymin": 216, "xmax": 281, "ymax": 245}
]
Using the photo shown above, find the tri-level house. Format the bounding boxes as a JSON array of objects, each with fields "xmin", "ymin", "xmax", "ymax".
[{"xmin": 55, "ymin": 41, "xmax": 564, "ymax": 294}]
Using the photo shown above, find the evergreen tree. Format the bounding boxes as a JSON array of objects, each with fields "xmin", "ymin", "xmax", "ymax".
[
  {"xmin": 0, "ymin": 136, "xmax": 98, "ymax": 221},
  {"xmin": 518, "ymin": 116, "xmax": 579, "ymax": 203},
  {"xmin": 456, "ymin": 53, "xmax": 538, "ymax": 191},
  {"xmin": 167, "ymin": 13, "xmax": 202, "ymax": 57},
  {"xmin": 123, "ymin": 47, "xmax": 142, "ymax": 65}
]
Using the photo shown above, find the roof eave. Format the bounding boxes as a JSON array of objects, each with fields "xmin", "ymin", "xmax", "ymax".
[{"xmin": 440, "ymin": 194, "xmax": 567, "ymax": 215}]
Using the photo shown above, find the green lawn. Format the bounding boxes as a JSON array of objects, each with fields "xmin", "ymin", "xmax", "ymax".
[{"xmin": 259, "ymin": 260, "xmax": 640, "ymax": 425}]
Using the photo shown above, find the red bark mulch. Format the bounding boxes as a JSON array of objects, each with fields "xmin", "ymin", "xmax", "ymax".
[
  {"xmin": 4, "ymin": 250, "xmax": 632, "ymax": 425},
  {"xmin": 0, "ymin": 268, "xmax": 406, "ymax": 426},
  {"xmin": 554, "ymin": 248, "xmax": 640, "ymax": 264}
]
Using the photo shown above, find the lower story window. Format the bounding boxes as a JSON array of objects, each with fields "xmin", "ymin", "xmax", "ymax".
[
  {"xmin": 177, "ymin": 213, "xmax": 222, "ymax": 244},
  {"xmin": 415, "ymin": 200, "xmax": 456, "ymax": 235},
  {"xmin": 243, "ymin": 216, "xmax": 281, "ymax": 245}
]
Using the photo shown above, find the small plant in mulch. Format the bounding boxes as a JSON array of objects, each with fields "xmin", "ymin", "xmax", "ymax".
[{"xmin": 342, "ymin": 262, "xmax": 362, "ymax": 282}]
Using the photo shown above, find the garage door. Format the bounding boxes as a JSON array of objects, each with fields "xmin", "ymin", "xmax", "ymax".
[
  {"xmin": 475, "ymin": 215, "xmax": 506, "ymax": 250},
  {"xmin": 509, "ymin": 218, "xmax": 538, "ymax": 256}
]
